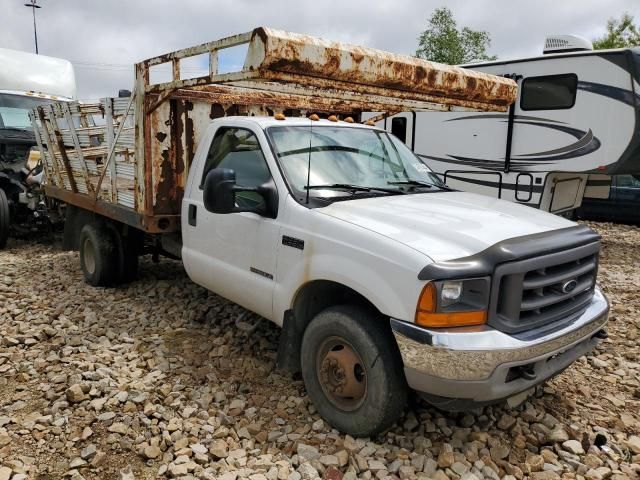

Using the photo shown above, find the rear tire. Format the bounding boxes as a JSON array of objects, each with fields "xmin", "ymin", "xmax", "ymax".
[
  {"xmin": 120, "ymin": 246, "xmax": 139, "ymax": 283},
  {"xmin": 0, "ymin": 188, "xmax": 9, "ymax": 250},
  {"xmin": 79, "ymin": 222, "xmax": 119, "ymax": 287},
  {"xmin": 108, "ymin": 223, "xmax": 139, "ymax": 284},
  {"xmin": 300, "ymin": 304, "xmax": 408, "ymax": 437}
]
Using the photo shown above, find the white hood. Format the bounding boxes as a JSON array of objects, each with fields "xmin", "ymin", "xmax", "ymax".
[{"xmin": 318, "ymin": 191, "xmax": 574, "ymax": 262}]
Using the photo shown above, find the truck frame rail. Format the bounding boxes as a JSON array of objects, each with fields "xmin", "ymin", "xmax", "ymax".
[{"xmin": 30, "ymin": 26, "xmax": 517, "ymax": 234}]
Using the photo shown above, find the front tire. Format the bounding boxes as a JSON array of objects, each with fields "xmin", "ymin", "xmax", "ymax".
[
  {"xmin": 79, "ymin": 222, "xmax": 119, "ymax": 287},
  {"xmin": 300, "ymin": 305, "xmax": 408, "ymax": 437},
  {"xmin": 0, "ymin": 188, "xmax": 9, "ymax": 249}
]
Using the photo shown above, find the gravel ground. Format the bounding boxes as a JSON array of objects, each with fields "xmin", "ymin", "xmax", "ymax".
[{"xmin": 0, "ymin": 221, "xmax": 639, "ymax": 480}]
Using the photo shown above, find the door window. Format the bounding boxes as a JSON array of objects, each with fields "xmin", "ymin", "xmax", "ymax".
[
  {"xmin": 201, "ymin": 127, "xmax": 272, "ymax": 208},
  {"xmin": 520, "ymin": 73, "xmax": 578, "ymax": 110}
]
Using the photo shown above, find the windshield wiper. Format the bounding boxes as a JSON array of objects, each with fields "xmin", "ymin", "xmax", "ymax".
[
  {"xmin": 388, "ymin": 180, "xmax": 453, "ymax": 191},
  {"xmin": 305, "ymin": 183, "xmax": 406, "ymax": 195},
  {"xmin": 387, "ymin": 180, "xmax": 434, "ymax": 188}
]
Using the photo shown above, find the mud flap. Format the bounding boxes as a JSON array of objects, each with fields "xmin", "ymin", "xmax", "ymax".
[{"xmin": 276, "ymin": 310, "xmax": 302, "ymax": 373}]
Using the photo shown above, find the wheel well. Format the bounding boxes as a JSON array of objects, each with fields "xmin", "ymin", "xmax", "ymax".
[
  {"xmin": 63, "ymin": 205, "xmax": 144, "ymax": 253},
  {"xmin": 277, "ymin": 280, "xmax": 385, "ymax": 373},
  {"xmin": 292, "ymin": 280, "xmax": 380, "ymax": 331}
]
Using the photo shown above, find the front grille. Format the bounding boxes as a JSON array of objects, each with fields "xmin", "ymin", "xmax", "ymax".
[{"xmin": 489, "ymin": 241, "xmax": 600, "ymax": 333}]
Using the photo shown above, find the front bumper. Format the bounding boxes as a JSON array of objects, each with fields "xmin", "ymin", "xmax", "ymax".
[{"xmin": 391, "ymin": 287, "xmax": 609, "ymax": 407}]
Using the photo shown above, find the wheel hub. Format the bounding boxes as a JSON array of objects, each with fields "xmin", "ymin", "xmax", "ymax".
[{"xmin": 317, "ymin": 337, "xmax": 367, "ymax": 411}]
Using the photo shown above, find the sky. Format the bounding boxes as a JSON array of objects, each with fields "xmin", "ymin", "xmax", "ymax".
[{"xmin": 2, "ymin": 0, "xmax": 639, "ymax": 99}]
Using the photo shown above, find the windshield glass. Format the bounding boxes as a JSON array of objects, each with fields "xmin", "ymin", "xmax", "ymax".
[
  {"xmin": 267, "ymin": 125, "xmax": 445, "ymax": 199},
  {"xmin": 0, "ymin": 93, "xmax": 53, "ymax": 130}
]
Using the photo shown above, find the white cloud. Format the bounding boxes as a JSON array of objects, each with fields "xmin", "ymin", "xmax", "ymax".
[{"xmin": 1, "ymin": 0, "xmax": 638, "ymax": 98}]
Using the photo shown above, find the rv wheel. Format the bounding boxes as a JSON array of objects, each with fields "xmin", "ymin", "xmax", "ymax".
[
  {"xmin": 79, "ymin": 222, "xmax": 119, "ymax": 287},
  {"xmin": 0, "ymin": 188, "xmax": 9, "ymax": 249}
]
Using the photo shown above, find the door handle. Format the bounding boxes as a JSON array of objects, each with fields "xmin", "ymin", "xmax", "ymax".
[{"xmin": 188, "ymin": 204, "xmax": 197, "ymax": 226}]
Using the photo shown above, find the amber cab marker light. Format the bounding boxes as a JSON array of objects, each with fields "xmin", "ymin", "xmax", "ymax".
[{"xmin": 415, "ymin": 282, "xmax": 487, "ymax": 328}]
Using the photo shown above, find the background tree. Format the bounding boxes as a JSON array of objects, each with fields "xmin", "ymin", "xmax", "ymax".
[
  {"xmin": 416, "ymin": 7, "xmax": 497, "ymax": 65},
  {"xmin": 592, "ymin": 13, "xmax": 640, "ymax": 49}
]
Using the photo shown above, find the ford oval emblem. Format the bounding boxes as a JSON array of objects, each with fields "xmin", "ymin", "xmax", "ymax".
[{"xmin": 562, "ymin": 279, "xmax": 578, "ymax": 293}]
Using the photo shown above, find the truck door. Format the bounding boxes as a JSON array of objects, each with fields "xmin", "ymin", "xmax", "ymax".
[{"xmin": 182, "ymin": 126, "xmax": 279, "ymax": 320}]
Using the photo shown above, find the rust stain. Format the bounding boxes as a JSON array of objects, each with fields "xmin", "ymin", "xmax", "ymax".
[
  {"xmin": 224, "ymin": 104, "xmax": 239, "ymax": 116},
  {"xmin": 154, "ymin": 148, "xmax": 172, "ymax": 211},
  {"xmin": 144, "ymin": 95, "xmax": 154, "ymax": 216},
  {"xmin": 184, "ymin": 101, "xmax": 195, "ymax": 173},
  {"xmin": 210, "ymin": 103, "xmax": 225, "ymax": 118}
]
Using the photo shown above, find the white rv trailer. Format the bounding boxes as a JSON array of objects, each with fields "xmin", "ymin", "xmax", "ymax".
[{"xmin": 370, "ymin": 36, "xmax": 640, "ymax": 213}]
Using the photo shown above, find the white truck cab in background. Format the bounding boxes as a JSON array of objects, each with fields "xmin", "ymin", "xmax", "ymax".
[{"xmin": 0, "ymin": 47, "xmax": 76, "ymax": 247}]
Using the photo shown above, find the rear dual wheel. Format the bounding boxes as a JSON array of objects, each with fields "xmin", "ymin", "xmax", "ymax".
[{"xmin": 79, "ymin": 222, "xmax": 139, "ymax": 286}]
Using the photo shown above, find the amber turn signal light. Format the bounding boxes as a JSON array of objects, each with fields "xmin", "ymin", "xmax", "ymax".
[{"xmin": 415, "ymin": 282, "xmax": 487, "ymax": 328}]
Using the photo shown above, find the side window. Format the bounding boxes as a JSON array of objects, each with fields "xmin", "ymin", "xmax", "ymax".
[
  {"xmin": 520, "ymin": 74, "xmax": 578, "ymax": 111},
  {"xmin": 616, "ymin": 175, "xmax": 640, "ymax": 188},
  {"xmin": 391, "ymin": 117, "xmax": 407, "ymax": 143},
  {"xmin": 201, "ymin": 127, "xmax": 272, "ymax": 208}
]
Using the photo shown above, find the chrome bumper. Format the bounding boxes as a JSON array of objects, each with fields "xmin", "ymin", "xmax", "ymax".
[{"xmin": 391, "ymin": 287, "xmax": 609, "ymax": 404}]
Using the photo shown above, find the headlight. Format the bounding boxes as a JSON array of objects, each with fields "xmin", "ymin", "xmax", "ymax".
[
  {"xmin": 415, "ymin": 277, "xmax": 490, "ymax": 328},
  {"xmin": 441, "ymin": 280, "xmax": 463, "ymax": 307}
]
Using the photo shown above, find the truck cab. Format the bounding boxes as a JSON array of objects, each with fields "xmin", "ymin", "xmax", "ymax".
[{"xmin": 181, "ymin": 115, "xmax": 609, "ymax": 435}]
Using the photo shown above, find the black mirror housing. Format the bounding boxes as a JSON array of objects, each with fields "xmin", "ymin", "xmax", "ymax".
[
  {"xmin": 202, "ymin": 168, "xmax": 279, "ymax": 218},
  {"xmin": 203, "ymin": 168, "xmax": 237, "ymax": 214}
]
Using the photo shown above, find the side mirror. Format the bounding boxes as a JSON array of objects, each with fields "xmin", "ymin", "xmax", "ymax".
[
  {"xmin": 203, "ymin": 168, "xmax": 237, "ymax": 214},
  {"xmin": 202, "ymin": 168, "xmax": 278, "ymax": 218}
]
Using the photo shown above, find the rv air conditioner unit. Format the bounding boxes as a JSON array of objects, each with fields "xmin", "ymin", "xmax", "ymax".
[{"xmin": 543, "ymin": 35, "xmax": 593, "ymax": 54}]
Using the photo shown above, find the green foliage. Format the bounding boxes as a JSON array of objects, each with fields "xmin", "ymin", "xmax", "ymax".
[
  {"xmin": 592, "ymin": 13, "xmax": 640, "ymax": 49},
  {"xmin": 416, "ymin": 7, "xmax": 497, "ymax": 65}
]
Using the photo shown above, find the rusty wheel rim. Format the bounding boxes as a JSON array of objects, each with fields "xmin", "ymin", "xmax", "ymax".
[{"xmin": 316, "ymin": 336, "xmax": 367, "ymax": 411}]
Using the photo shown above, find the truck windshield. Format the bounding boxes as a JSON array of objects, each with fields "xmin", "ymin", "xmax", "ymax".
[
  {"xmin": 0, "ymin": 93, "xmax": 53, "ymax": 130},
  {"xmin": 267, "ymin": 125, "xmax": 445, "ymax": 199}
]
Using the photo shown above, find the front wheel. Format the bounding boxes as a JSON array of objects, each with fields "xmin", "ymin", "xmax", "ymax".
[
  {"xmin": 0, "ymin": 188, "xmax": 9, "ymax": 249},
  {"xmin": 300, "ymin": 305, "xmax": 408, "ymax": 437}
]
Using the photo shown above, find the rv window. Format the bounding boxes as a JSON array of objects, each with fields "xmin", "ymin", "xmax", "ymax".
[
  {"xmin": 520, "ymin": 74, "xmax": 577, "ymax": 110},
  {"xmin": 391, "ymin": 117, "xmax": 407, "ymax": 143}
]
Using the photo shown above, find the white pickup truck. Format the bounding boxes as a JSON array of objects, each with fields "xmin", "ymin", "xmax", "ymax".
[{"xmin": 32, "ymin": 28, "xmax": 609, "ymax": 437}]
